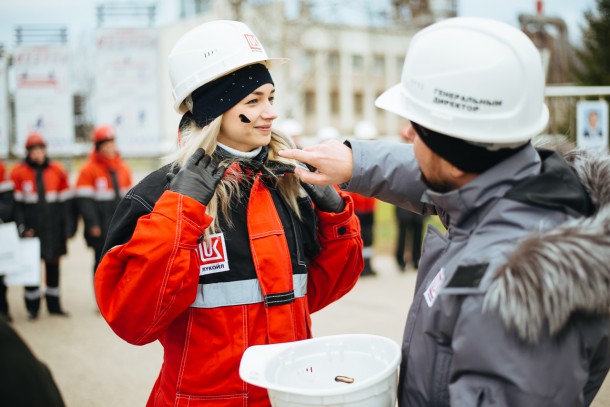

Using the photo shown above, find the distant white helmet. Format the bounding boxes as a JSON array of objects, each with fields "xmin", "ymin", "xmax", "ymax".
[
  {"xmin": 375, "ymin": 17, "xmax": 549, "ymax": 147},
  {"xmin": 169, "ymin": 20, "xmax": 286, "ymax": 114},
  {"xmin": 354, "ymin": 120, "xmax": 378, "ymax": 140},
  {"xmin": 317, "ymin": 126, "xmax": 341, "ymax": 142},
  {"xmin": 277, "ymin": 118, "xmax": 303, "ymax": 138}
]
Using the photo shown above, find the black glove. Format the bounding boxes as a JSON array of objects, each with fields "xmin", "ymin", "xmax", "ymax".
[
  {"xmin": 301, "ymin": 183, "xmax": 345, "ymax": 213},
  {"xmin": 170, "ymin": 148, "xmax": 226, "ymax": 206}
]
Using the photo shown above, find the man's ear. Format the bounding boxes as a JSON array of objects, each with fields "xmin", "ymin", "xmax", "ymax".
[{"xmin": 447, "ymin": 162, "xmax": 477, "ymax": 186}]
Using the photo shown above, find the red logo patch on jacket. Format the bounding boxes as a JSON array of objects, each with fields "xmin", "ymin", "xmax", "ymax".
[{"xmin": 196, "ymin": 233, "xmax": 229, "ymax": 275}]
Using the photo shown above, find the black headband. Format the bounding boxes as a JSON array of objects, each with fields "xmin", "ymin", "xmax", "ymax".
[
  {"xmin": 191, "ymin": 63, "xmax": 273, "ymax": 127},
  {"xmin": 411, "ymin": 122, "xmax": 527, "ymax": 174}
]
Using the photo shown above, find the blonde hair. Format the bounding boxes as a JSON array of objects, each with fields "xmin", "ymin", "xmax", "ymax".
[{"xmin": 168, "ymin": 114, "xmax": 304, "ymax": 236}]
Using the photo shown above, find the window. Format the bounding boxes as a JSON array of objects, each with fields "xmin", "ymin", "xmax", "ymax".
[
  {"xmin": 374, "ymin": 55, "xmax": 385, "ymax": 75},
  {"xmin": 328, "ymin": 52, "xmax": 339, "ymax": 72},
  {"xmin": 302, "ymin": 50, "xmax": 315, "ymax": 72},
  {"xmin": 305, "ymin": 91, "xmax": 316, "ymax": 115},
  {"xmin": 396, "ymin": 56, "xmax": 404, "ymax": 75},
  {"xmin": 330, "ymin": 90, "xmax": 340, "ymax": 114},
  {"xmin": 354, "ymin": 92, "xmax": 363, "ymax": 115},
  {"xmin": 352, "ymin": 55, "xmax": 364, "ymax": 71}
]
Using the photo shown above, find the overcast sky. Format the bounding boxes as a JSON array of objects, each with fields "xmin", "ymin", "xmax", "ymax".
[{"xmin": 0, "ymin": 0, "xmax": 598, "ymax": 49}]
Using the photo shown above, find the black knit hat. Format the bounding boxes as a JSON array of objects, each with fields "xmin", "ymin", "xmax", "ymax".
[
  {"xmin": 190, "ymin": 63, "xmax": 273, "ymax": 127},
  {"xmin": 411, "ymin": 122, "xmax": 528, "ymax": 174}
]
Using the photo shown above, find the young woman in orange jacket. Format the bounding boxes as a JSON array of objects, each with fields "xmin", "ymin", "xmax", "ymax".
[{"xmin": 94, "ymin": 20, "xmax": 364, "ymax": 407}]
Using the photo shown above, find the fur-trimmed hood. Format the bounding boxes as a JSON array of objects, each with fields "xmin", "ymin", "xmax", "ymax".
[{"xmin": 484, "ymin": 146, "xmax": 610, "ymax": 344}]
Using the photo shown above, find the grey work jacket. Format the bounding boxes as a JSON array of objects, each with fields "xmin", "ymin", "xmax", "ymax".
[{"xmin": 346, "ymin": 140, "xmax": 610, "ymax": 407}]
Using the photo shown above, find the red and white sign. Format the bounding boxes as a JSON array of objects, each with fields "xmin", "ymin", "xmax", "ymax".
[
  {"xmin": 13, "ymin": 45, "xmax": 74, "ymax": 156},
  {"xmin": 0, "ymin": 56, "xmax": 9, "ymax": 158},
  {"xmin": 93, "ymin": 28, "xmax": 162, "ymax": 156}
]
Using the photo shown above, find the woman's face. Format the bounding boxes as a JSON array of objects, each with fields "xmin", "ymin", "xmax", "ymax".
[{"xmin": 218, "ymin": 83, "xmax": 277, "ymax": 152}]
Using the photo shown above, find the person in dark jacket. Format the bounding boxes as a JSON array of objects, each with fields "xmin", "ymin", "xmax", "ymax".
[
  {"xmin": 10, "ymin": 133, "xmax": 72, "ymax": 319},
  {"xmin": 394, "ymin": 205, "xmax": 423, "ymax": 271},
  {"xmin": 0, "ymin": 318, "xmax": 65, "ymax": 406},
  {"xmin": 0, "ymin": 159, "xmax": 15, "ymax": 322},
  {"xmin": 75, "ymin": 125, "xmax": 132, "ymax": 274},
  {"xmin": 280, "ymin": 17, "xmax": 610, "ymax": 407},
  {"xmin": 394, "ymin": 125, "xmax": 425, "ymax": 271}
]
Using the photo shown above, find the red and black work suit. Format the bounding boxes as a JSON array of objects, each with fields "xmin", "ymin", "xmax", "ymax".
[
  {"xmin": 75, "ymin": 151, "xmax": 132, "ymax": 272},
  {"xmin": 0, "ymin": 161, "xmax": 15, "ymax": 319},
  {"xmin": 10, "ymin": 157, "xmax": 74, "ymax": 317},
  {"xmin": 95, "ymin": 147, "xmax": 364, "ymax": 407}
]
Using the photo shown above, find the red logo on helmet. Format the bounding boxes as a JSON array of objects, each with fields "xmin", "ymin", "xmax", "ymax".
[{"xmin": 244, "ymin": 34, "xmax": 262, "ymax": 51}]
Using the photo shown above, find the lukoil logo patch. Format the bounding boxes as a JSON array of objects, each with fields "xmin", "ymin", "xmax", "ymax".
[{"xmin": 196, "ymin": 232, "xmax": 229, "ymax": 275}]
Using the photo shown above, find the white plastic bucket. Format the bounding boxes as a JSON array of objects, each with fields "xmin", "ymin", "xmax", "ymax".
[{"xmin": 239, "ymin": 334, "xmax": 401, "ymax": 407}]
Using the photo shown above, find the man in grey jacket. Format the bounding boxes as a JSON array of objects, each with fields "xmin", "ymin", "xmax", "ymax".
[{"xmin": 280, "ymin": 17, "xmax": 610, "ymax": 406}]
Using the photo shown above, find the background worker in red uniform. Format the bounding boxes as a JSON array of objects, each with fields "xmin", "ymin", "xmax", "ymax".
[
  {"xmin": 10, "ymin": 133, "xmax": 73, "ymax": 319},
  {"xmin": 0, "ymin": 159, "xmax": 15, "ymax": 322},
  {"xmin": 344, "ymin": 121, "xmax": 378, "ymax": 277},
  {"xmin": 76, "ymin": 125, "xmax": 132, "ymax": 274},
  {"xmin": 94, "ymin": 20, "xmax": 363, "ymax": 407}
]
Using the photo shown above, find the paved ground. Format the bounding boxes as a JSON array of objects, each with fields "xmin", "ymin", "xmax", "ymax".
[{"xmin": 6, "ymin": 225, "xmax": 610, "ymax": 406}]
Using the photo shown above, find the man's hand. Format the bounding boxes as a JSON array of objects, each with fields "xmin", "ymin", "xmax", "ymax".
[
  {"xmin": 170, "ymin": 148, "xmax": 226, "ymax": 206},
  {"xmin": 278, "ymin": 140, "xmax": 353, "ymax": 186}
]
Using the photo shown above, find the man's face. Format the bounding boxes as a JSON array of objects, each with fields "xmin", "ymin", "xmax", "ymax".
[
  {"xmin": 588, "ymin": 111, "xmax": 599, "ymax": 128},
  {"xmin": 98, "ymin": 140, "xmax": 118, "ymax": 159},
  {"xmin": 410, "ymin": 125, "xmax": 459, "ymax": 193},
  {"xmin": 28, "ymin": 145, "xmax": 46, "ymax": 165}
]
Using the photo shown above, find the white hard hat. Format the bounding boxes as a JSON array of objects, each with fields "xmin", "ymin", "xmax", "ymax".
[
  {"xmin": 317, "ymin": 126, "xmax": 340, "ymax": 141},
  {"xmin": 169, "ymin": 20, "xmax": 287, "ymax": 114},
  {"xmin": 354, "ymin": 121, "xmax": 378, "ymax": 140},
  {"xmin": 375, "ymin": 17, "xmax": 549, "ymax": 147},
  {"xmin": 239, "ymin": 334, "xmax": 401, "ymax": 407},
  {"xmin": 277, "ymin": 118, "xmax": 303, "ymax": 138}
]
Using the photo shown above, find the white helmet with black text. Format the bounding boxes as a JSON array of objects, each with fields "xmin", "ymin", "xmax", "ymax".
[
  {"xmin": 375, "ymin": 17, "xmax": 548, "ymax": 148},
  {"xmin": 317, "ymin": 126, "xmax": 341, "ymax": 142},
  {"xmin": 354, "ymin": 120, "xmax": 378, "ymax": 140},
  {"xmin": 169, "ymin": 20, "xmax": 286, "ymax": 114}
]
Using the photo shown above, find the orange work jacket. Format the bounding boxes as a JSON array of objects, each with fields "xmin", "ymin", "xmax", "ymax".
[{"xmin": 95, "ymin": 168, "xmax": 363, "ymax": 407}]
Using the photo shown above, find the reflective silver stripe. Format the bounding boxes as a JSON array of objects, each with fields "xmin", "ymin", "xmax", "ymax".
[
  {"xmin": 0, "ymin": 180, "xmax": 13, "ymax": 192},
  {"xmin": 25, "ymin": 289, "xmax": 41, "ymax": 300},
  {"xmin": 362, "ymin": 246, "xmax": 374, "ymax": 259},
  {"xmin": 191, "ymin": 273, "xmax": 308, "ymax": 309},
  {"xmin": 15, "ymin": 190, "xmax": 72, "ymax": 203},
  {"xmin": 45, "ymin": 287, "xmax": 61, "ymax": 297},
  {"xmin": 94, "ymin": 190, "xmax": 117, "ymax": 201},
  {"xmin": 59, "ymin": 189, "xmax": 74, "ymax": 201},
  {"xmin": 76, "ymin": 186, "xmax": 95, "ymax": 198},
  {"xmin": 77, "ymin": 187, "xmax": 120, "ymax": 201}
]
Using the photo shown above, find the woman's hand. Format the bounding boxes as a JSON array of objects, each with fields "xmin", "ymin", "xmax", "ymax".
[{"xmin": 170, "ymin": 148, "xmax": 227, "ymax": 205}]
